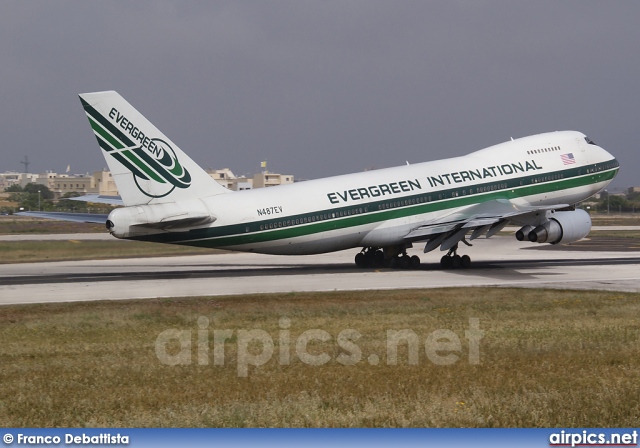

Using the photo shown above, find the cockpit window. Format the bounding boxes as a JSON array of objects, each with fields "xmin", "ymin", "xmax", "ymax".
[{"xmin": 585, "ymin": 136, "xmax": 597, "ymax": 145}]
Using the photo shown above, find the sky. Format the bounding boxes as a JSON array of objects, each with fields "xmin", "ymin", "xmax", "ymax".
[{"xmin": 0, "ymin": 1, "xmax": 638, "ymax": 190}]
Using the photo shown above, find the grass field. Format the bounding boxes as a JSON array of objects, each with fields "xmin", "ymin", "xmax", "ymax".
[
  {"xmin": 590, "ymin": 215, "xmax": 640, "ymax": 226},
  {"xmin": 584, "ymin": 230, "xmax": 640, "ymax": 239},
  {"xmin": 0, "ymin": 216, "xmax": 105, "ymax": 234},
  {"xmin": 1, "ymin": 288, "xmax": 638, "ymax": 427},
  {"xmin": 0, "ymin": 240, "xmax": 216, "ymax": 264}
]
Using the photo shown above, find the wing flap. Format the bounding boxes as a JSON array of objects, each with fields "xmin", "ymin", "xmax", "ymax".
[
  {"xmin": 404, "ymin": 200, "xmax": 571, "ymax": 242},
  {"xmin": 462, "ymin": 217, "xmax": 500, "ymax": 228},
  {"xmin": 404, "ymin": 222, "xmax": 461, "ymax": 240}
]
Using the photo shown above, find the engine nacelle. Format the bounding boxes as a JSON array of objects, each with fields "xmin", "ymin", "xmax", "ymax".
[
  {"xmin": 106, "ymin": 201, "xmax": 215, "ymax": 238},
  {"xmin": 515, "ymin": 225, "xmax": 535, "ymax": 241},
  {"xmin": 527, "ymin": 209, "xmax": 591, "ymax": 245}
]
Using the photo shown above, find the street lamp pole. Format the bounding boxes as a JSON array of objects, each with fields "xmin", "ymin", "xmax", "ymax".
[{"xmin": 38, "ymin": 190, "xmax": 41, "ymax": 211}]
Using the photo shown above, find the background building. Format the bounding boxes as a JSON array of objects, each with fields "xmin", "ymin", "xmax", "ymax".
[
  {"xmin": 207, "ymin": 167, "xmax": 293, "ymax": 191},
  {"xmin": 1, "ymin": 170, "xmax": 117, "ymax": 199},
  {"xmin": 41, "ymin": 170, "xmax": 117, "ymax": 199},
  {"xmin": 252, "ymin": 172, "xmax": 294, "ymax": 188},
  {"xmin": 4, "ymin": 164, "xmax": 294, "ymax": 197}
]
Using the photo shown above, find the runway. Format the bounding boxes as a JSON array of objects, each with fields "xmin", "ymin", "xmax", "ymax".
[
  {"xmin": 1, "ymin": 235, "xmax": 639, "ymax": 305},
  {"xmin": 1, "ymin": 226, "xmax": 637, "ymax": 241}
]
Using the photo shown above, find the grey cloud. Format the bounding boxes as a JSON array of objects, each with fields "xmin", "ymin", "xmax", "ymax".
[{"xmin": 0, "ymin": 1, "xmax": 637, "ymax": 188}]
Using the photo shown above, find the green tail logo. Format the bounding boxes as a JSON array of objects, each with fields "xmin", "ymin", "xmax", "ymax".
[{"xmin": 81, "ymin": 99, "xmax": 191, "ymax": 198}]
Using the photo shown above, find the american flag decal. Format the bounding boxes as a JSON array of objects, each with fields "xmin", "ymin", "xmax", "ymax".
[{"xmin": 560, "ymin": 153, "xmax": 576, "ymax": 165}]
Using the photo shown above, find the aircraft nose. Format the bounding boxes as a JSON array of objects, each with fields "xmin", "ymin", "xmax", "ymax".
[{"xmin": 598, "ymin": 145, "xmax": 617, "ymax": 164}]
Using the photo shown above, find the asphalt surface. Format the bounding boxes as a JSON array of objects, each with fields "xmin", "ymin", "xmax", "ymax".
[{"xmin": 1, "ymin": 234, "xmax": 639, "ymax": 305}]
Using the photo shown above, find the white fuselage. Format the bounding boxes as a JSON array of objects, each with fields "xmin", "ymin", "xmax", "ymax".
[{"xmin": 127, "ymin": 131, "xmax": 618, "ymax": 255}]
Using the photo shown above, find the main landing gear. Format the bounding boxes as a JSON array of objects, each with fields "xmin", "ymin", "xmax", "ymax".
[
  {"xmin": 355, "ymin": 244, "xmax": 472, "ymax": 270},
  {"xmin": 354, "ymin": 247, "xmax": 420, "ymax": 269},
  {"xmin": 439, "ymin": 244, "xmax": 471, "ymax": 269}
]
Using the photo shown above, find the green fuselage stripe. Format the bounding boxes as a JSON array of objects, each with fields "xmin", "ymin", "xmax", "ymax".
[{"xmin": 130, "ymin": 160, "xmax": 619, "ymax": 248}]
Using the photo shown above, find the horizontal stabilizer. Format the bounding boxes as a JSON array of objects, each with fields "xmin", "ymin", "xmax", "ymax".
[
  {"xmin": 68, "ymin": 194, "xmax": 124, "ymax": 206},
  {"xmin": 132, "ymin": 214, "xmax": 216, "ymax": 231}
]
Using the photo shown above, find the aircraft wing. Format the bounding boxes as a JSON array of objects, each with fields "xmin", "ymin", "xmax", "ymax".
[
  {"xmin": 14, "ymin": 194, "xmax": 121, "ymax": 225},
  {"xmin": 404, "ymin": 200, "xmax": 570, "ymax": 251},
  {"xmin": 15, "ymin": 211, "xmax": 109, "ymax": 224}
]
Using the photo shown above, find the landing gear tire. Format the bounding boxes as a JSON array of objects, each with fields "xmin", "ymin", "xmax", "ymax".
[
  {"xmin": 374, "ymin": 250, "xmax": 384, "ymax": 267},
  {"xmin": 355, "ymin": 248, "xmax": 386, "ymax": 268},
  {"xmin": 356, "ymin": 247, "xmax": 421, "ymax": 269},
  {"xmin": 440, "ymin": 244, "xmax": 471, "ymax": 269},
  {"xmin": 398, "ymin": 255, "xmax": 410, "ymax": 269},
  {"xmin": 440, "ymin": 255, "xmax": 453, "ymax": 269}
]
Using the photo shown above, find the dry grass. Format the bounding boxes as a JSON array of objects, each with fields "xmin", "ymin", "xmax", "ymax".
[
  {"xmin": 0, "ymin": 240, "xmax": 216, "ymax": 263},
  {"xmin": 1, "ymin": 288, "xmax": 639, "ymax": 427},
  {"xmin": 590, "ymin": 215, "xmax": 640, "ymax": 226},
  {"xmin": 0, "ymin": 216, "xmax": 105, "ymax": 234},
  {"xmin": 587, "ymin": 230, "xmax": 640, "ymax": 239}
]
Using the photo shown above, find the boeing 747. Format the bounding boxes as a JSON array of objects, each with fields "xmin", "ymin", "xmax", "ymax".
[{"xmin": 27, "ymin": 91, "xmax": 620, "ymax": 269}]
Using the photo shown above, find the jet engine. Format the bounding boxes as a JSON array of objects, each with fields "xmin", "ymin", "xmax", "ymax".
[
  {"xmin": 525, "ymin": 209, "xmax": 591, "ymax": 245},
  {"xmin": 515, "ymin": 225, "xmax": 534, "ymax": 241}
]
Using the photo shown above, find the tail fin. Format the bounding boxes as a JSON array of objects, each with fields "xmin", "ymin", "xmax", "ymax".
[{"xmin": 79, "ymin": 91, "xmax": 230, "ymax": 206}]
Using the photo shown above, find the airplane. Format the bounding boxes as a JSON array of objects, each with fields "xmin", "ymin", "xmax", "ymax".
[{"xmin": 25, "ymin": 90, "xmax": 620, "ymax": 269}]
